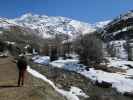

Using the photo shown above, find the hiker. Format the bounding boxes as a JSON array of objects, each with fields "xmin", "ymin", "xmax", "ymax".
[{"xmin": 17, "ymin": 54, "xmax": 27, "ymax": 87}]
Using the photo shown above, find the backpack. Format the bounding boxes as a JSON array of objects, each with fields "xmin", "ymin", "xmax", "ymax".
[{"xmin": 17, "ymin": 57, "xmax": 27, "ymax": 70}]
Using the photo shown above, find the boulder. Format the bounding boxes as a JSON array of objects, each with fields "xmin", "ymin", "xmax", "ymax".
[
  {"xmin": 95, "ymin": 80, "xmax": 112, "ymax": 88},
  {"xmin": 124, "ymin": 92, "xmax": 133, "ymax": 97}
]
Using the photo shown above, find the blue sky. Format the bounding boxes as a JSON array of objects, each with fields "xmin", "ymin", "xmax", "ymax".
[{"xmin": 0, "ymin": 0, "xmax": 133, "ymax": 23}]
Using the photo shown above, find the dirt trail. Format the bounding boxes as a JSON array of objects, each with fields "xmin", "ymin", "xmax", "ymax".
[{"xmin": 0, "ymin": 57, "xmax": 65, "ymax": 100}]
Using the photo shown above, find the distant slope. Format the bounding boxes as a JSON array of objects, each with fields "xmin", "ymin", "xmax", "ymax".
[
  {"xmin": 12, "ymin": 13, "xmax": 96, "ymax": 39},
  {"xmin": 101, "ymin": 10, "xmax": 133, "ymax": 41},
  {"xmin": 0, "ymin": 13, "xmax": 112, "ymax": 41}
]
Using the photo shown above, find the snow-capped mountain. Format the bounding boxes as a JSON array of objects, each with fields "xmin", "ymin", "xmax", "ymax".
[
  {"xmin": 0, "ymin": 18, "xmax": 16, "ymax": 29},
  {"xmin": 94, "ymin": 20, "xmax": 111, "ymax": 28},
  {"xmin": 11, "ymin": 13, "xmax": 96, "ymax": 38},
  {"xmin": 0, "ymin": 13, "xmax": 111, "ymax": 40}
]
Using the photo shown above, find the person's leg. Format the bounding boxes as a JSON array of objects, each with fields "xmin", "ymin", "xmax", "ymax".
[
  {"xmin": 18, "ymin": 70, "xmax": 22, "ymax": 86},
  {"xmin": 21, "ymin": 69, "xmax": 26, "ymax": 86}
]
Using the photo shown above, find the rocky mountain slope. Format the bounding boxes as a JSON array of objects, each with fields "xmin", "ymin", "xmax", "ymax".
[
  {"xmin": 13, "ymin": 13, "xmax": 96, "ymax": 38},
  {"xmin": 0, "ymin": 13, "xmax": 97, "ymax": 40},
  {"xmin": 0, "ymin": 13, "xmax": 113, "ymax": 43},
  {"xmin": 101, "ymin": 10, "xmax": 133, "ymax": 41},
  {"xmin": 99, "ymin": 10, "xmax": 133, "ymax": 60}
]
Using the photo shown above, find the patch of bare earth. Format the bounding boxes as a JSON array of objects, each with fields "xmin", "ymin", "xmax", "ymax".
[{"xmin": 0, "ymin": 57, "xmax": 66, "ymax": 100}]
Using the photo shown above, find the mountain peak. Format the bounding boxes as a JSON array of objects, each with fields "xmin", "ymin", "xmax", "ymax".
[
  {"xmin": 11, "ymin": 13, "xmax": 96, "ymax": 38},
  {"xmin": 1, "ymin": 13, "xmax": 110, "ymax": 39}
]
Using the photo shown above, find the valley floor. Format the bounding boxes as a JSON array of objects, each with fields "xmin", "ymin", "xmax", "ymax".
[
  {"xmin": 1, "ymin": 56, "xmax": 133, "ymax": 100},
  {"xmin": 31, "ymin": 55, "xmax": 133, "ymax": 100},
  {"xmin": 30, "ymin": 61, "xmax": 133, "ymax": 100}
]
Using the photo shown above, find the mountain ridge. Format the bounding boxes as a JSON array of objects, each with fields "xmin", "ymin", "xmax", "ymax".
[{"xmin": 0, "ymin": 13, "xmax": 110, "ymax": 39}]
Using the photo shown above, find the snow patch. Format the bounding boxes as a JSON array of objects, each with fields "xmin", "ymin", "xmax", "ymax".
[
  {"xmin": 32, "ymin": 55, "xmax": 50, "ymax": 65},
  {"xmin": 108, "ymin": 40, "xmax": 128, "ymax": 60},
  {"xmin": 79, "ymin": 68, "xmax": 133, "ymax": 94},
  {"xmin": 50, "ymin": 59, "xmax": 79, "ymax": 69},
  {"xmin": 49, "ymin": 57, "xmax": 133, "ymax": 94},
  {"xmin": 107, "ymin": 57, "xmax": 133, "ymax": 69},
  {"xmin": 0, "ymin": 31, "xmax": 3, "ymax": 34},
  {"xmin": 27, "ymin": 66, "xmax": 89, "ymax": 100},
  {"xmin": 95, "ymin": 20, "xmax": 111, "ymax": 28}
]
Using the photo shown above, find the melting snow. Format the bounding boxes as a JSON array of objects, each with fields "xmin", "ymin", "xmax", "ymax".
[
  {"xmin": 32, "ymin": 55, "xmax": 133, "ymax": 94},
  {"xmin": 50, "ymin": 59, "xmax": 133, "ymax": 94},
  {"xmin": 79, "ymin": 68, "xmax": 133, "ymax": 93},
  {"xmin": 32, "ymin": 55, "xmax": 50, "ymax": 65},
  {"xmin": 107, "ymin": 57, "xmax": 133, "ymax": 69},
  {"xmin": 0, "ymin": 31, "xmax": 3, "ymax": 34},
  {"xmin": 27, "ymin": 66, "xmax": 89, "ymax": 100}
]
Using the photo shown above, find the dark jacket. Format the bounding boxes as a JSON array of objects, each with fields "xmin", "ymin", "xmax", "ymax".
[{"xmin": 17, "ymin": 56, "xmax": 27, "ymax": 70}]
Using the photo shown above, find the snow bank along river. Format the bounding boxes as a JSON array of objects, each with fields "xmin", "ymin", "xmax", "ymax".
[
  {"xmin": 32, "ymin": 55, "xmax": 133, "ymax": 95},
  {"xmin": 27, "ymin": 66, "xmax": 89, "ymax": 100}
]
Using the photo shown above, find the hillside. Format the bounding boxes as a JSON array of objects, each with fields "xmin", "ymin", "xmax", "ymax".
[
  {"xmin": 97, "ymin": 10, "xmax": 133, "ymax": 60},
  {"xmin": 101, "ymin": 10, "xmax": 133, "ymax": 41},
  {"xmin": 0, "ymin": 13, "xmax": 96, "ymax": 40}
]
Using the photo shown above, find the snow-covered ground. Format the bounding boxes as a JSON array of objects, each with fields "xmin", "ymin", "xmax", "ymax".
[
  {"xmin": 32, "ymin": 55, "xmax": 133, "ymax": 95},
  {"xmin": 107, "ymin": 57, "xmax": 133, "ymax": 70},
  {"xmin": 32, "ymin": 55, "xmax": 50, "ymax": 65},
  {"xmin": 50, "ymin": 59, "xmax": 79, "ymax": 67},
  {"xmin": 27, "ymin": 66, "xmax": 89, "ymax": 100},
  {"xmin": 108, "ymin": 40, "xmax": 128, "ymax": 60},
  {"xmin": 80, "ymin": 59, "xmax": 133, "ymax": 94},
  {"xmin": 80, "ymin": 68, "xmax": 133, "ymax": 94}
]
